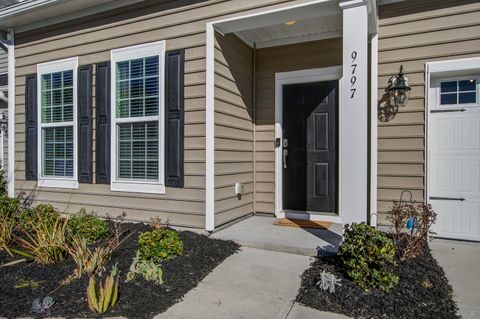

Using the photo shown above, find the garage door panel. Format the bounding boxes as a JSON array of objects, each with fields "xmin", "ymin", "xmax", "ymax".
[
  {"xmin": 429, "ymin": 109, "xmax": 480, "ymax": 241},
  {"xmin": 431, "ymin": 200, "xmax": 480, "ymax": 241}
]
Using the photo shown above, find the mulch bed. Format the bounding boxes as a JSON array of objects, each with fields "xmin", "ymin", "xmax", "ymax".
[
  {"xmin": 0, "ymin": 222, "xmax": 238, "ymax": 319},
  {"xmin": 296, "ymin": 244, "xmax": 459, "ymax": 319}
]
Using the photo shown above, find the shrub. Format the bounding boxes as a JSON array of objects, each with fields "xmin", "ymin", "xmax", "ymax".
[
  {"xmin": 16, "ymin": 212, "xmax": 68, "ymax": 264},
  {"xmin": 137, "ymin": 228, "xmax": 183, "ymax": 262},
  {"xmin": 387, "ymin": 201, "xmax": 437, "ymax": 260},
  {"xmin": 87, "ymin": 265, "xmax": 119, "ymax": 314},
  {"xmin": 338, "ymin": 222, "xmax": 399, "ymax": 292},
  {"xmin": 0, "ymin": 169, "xmax": 7, "ymax": 197},
  {"xmin": 67, "ymin": 210, "xmax": 109, "ymax": 243},
  {"xmin": 17, "ymin": 204, "xmax": 60, "ymax": 233}
]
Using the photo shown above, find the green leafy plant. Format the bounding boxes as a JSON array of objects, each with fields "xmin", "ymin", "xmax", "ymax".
[
  {"xmin": 67, "ymin": 210, "xmax": 109, "ymax": 243},
  {"xmin": 126, "ymin": 251, "xmax": 163, "ymax": 285},
  {"xmin": 338, "ymin": 222, "xmax": 399, "ymax": 292},
  {"xmin": 0, "ymin": 169, "xmax": 7, "ymax": 197},
  {"xmin": 87, "ymin": 265, "xmax": 119, "ymax": 314},
  {"xmin": 387, "ymin": 201, "xmax": 437, "ymax": 260},
  {"xmin": 16, "ymin": 213, "xmax": 68, "ymax": 264},
  {"xmin": 137, "ymin": 228, "xmax": 183, "ymax": 262},
  {"xmin": 17, "ymin": 204, "xmax": 60, "ymax": 234}
]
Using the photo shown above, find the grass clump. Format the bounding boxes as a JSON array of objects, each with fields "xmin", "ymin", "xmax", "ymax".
[
  {"xmin": 16, "ymin": 207, "xmax": 68, "ymax": 264},
  {"xmin": 338, "ymin": 222, "xmax": 398, "ymax": 292}
]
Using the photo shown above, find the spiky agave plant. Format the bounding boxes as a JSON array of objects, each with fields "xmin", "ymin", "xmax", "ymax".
[{"xmin": 87, "ymin": 264, "xmax": 119, "ymax": 314}]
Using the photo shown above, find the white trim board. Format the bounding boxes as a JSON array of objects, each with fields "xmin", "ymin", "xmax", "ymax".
[{"xmin": 274, "ymin": 66, "xmax": 343, "ymax": 221}]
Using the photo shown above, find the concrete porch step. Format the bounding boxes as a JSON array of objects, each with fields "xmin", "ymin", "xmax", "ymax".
[{"xmin": 211, "ymin": 215, "xmax": 343, "ymax": 257}]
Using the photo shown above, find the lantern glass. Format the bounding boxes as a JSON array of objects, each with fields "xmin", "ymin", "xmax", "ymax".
[
  {"xmin": 386, "ymin": 65, "xmax": 411, "ymax": 108},
  {"xmin": 389, "ymin": 88, "xmax": 410, "ymax": 108}
]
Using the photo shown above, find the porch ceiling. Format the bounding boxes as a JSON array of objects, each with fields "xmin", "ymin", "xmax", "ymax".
[
  {"xmin": 236, "ymin": 13, "xmax": 342, "ymax": 49},
  {"xmin": 214, "ymin": 0, "xmax": 343, "ymax": 49}
]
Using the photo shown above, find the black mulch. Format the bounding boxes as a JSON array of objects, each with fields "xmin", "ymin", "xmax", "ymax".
[
  {"xmin": 296, "ymin": 244, "xmax": 460, "ymax": 319},
  {"xmin": 0, "ymin": 222, "xmax": 239, "ymax": 319}
]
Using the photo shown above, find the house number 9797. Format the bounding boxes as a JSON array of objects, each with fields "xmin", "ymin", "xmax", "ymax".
[{"xmin": 350, "ymin": 51, "xmax": 357, "ymax": 99}]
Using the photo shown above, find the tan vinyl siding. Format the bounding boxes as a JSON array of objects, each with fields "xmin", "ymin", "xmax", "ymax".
[
  {"xmin": 254, "ymin": 38, "xmax": 342, "ymax": 214},
  {"xmin": 13, "ymin": 0, "xmax": 312, "ymax": 228},
  {"xmin": 377, "ymin": 0, "xmax": 480, "ymax": 225},
  {"xmin": 214, "ymin": 33, "xmax": 253, "ymax": 227}
]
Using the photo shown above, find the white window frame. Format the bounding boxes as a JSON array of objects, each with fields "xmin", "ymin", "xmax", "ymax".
[
  {"xmin": 435, "ymin": 76, "xmax": 480, "ymax": 108},
  {"xmin": 110, "ymin": 41, "xmax": 166, "ymax": 194},
  {"xmin": 37, "ymin": 57, "xmax": 79, "ymax": 189}
]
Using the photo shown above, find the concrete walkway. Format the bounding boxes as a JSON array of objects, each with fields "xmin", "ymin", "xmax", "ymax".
[
  {"xmin": 212, "ymin": 215, "xmax": 343, "ymax": 256},
  {"xmin": 155, "ymin": 247, "xmax": 350, "ymax": 319},
  {"xmin": 430, "ymin": 238, "xmax": 480, "ymax": 319}
]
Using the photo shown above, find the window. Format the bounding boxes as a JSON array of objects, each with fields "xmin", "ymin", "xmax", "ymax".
[
  {"xmin": 439, "ymin": 78, "xmax": 478, "ymax": 106},
  {"xmin": 110, "ymin": 41, "xmax": 165, "ymax": 194},
  {"xmin": 37, "ymin": 58, "xmax": 78, "ymax": 188}
]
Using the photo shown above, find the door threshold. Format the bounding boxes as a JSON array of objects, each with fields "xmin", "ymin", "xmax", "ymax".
[{"xmin": 275, "ymin": 210, "xmax": 342, "ymax": 224}]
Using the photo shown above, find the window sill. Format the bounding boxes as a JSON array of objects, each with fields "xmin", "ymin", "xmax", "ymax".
[
  {"xmin": 38, "ymin": 178, "xmax": 79, "ymax": 189},
  {"xmin": 111, "ymin": 181, "xmax": 166, "ymax": 195}
]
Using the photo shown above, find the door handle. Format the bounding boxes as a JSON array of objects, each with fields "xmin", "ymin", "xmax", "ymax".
[
  {"xmin": 430, "ymin": 109, "xmax": 466, "ymax": 113},
  {"xmin": 429, "ymin": 196, "xmax": 465, "ymax": 201},
  {"xmin": 283, "ymin": 138, "xmax": 288, "ymax": 169}
]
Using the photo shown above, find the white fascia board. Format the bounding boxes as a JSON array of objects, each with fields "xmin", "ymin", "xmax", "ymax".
[{"xmin": 254, "ymin": 31, "xmax": 342, "ymax": 49}]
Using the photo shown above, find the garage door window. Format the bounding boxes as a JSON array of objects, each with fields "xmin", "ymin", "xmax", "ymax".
[{"xmin": 440, "ymin": 78, "xmax": 478, "ymax": 106}]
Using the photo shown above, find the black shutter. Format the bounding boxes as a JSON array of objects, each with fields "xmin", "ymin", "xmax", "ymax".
[
  {"xmin": 165, "ymin": 49, "xmax": 185, "ymax": 188},
  {"xmin": 77, "ymin": 65, "xmax": 93, "ymax": 183},
  {"xmin": 95, "ymin": 62, "xmax": 111, "ymax": 184},
  {"xmin": 25, "ymin": 74, "xmax": 38, "ymax": 181}
]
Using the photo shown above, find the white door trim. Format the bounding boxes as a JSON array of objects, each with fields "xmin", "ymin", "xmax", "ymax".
[{"xmin": 274, "ymin": 66, "xmax": 343, "ymax": 223}]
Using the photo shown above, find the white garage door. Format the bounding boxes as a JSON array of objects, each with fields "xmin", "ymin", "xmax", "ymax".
[{"xmin": 428, "ymin": 78, "xmax": 480, "ymax": 241}]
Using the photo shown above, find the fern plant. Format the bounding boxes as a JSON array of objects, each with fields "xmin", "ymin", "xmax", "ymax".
[{"xmin": 87, "ymin": 265, "xmax": 119, "ymax": 314}]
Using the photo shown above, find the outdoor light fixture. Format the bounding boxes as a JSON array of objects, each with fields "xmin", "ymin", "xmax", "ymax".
[
  {"xmin": 386, "ymin": 65, "xmax": 411, "ymax": 108},
  {"xmin": 284, "ymin": 20, "xmax": 296, "ymax": 26},
  {"xmin": 0, "ymin": 112, "xmax": 7, "ymax": 137}
]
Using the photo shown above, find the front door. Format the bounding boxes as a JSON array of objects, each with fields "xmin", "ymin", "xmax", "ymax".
[{"xmin": 283, "ymin": 81, "xmax": 337, "ymax": 212}]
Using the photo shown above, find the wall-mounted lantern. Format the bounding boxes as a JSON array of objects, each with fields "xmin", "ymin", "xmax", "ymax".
[
  {"xmin": 378, "ymin": 65, "xmax": 412, "ymax": 122},
  {"xmin": 386, "ymin": 65, "xmax": 411, "ymax": 108}
]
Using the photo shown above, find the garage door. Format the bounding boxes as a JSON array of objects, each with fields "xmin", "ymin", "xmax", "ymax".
[{"xmin": 428, "ymin": 80, "xmax": 480, "ymax": 241}]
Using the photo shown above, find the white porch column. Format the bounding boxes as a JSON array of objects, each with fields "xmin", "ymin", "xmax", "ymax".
[{"xmin": 340, "ymin": 0, "xmax": 369, "ymax": 225}]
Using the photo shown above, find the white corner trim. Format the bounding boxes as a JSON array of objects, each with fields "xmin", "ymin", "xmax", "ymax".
[
  {"xmin": 7, "ymin": 29, "xmax": 14, "ymax": 197},
  {"xmin": 274, "ymin": 66, "xmax": 342, "ymax": 217},
  {"xmin": 205, "ymin": 22, "xmax": 215, "ymax": 232},
  {"xmin": 369, "ymin": 33, "xmax": 378, "ymax": 227},
  {"xmin": 109, "ymin": 40, "xmax": 166, "ymax": 195},
  {"xmin": 37, "ymin": 56, "xmax": 79, "ymax": 190}
]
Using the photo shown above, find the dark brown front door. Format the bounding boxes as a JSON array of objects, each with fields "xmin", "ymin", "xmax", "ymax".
[{"xmin": 282, "ymin": 81, "xmax": 337, "ymax": 212}]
